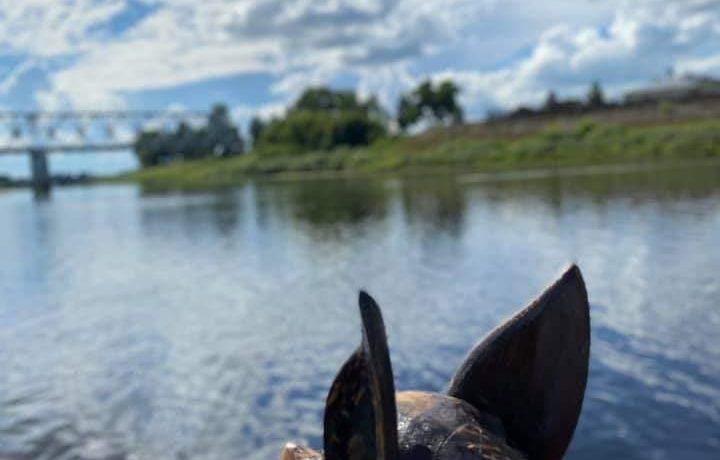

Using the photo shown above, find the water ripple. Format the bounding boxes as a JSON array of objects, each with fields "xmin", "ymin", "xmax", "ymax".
[{"xmin": 1, "ymin": 166, "xmax": 719, "ymax": 459}]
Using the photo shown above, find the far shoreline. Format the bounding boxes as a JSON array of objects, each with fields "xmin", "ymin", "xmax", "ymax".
[
  {"xmin": 112, "ymin": 116, "xmax": 720, "ymax": 190},
  {"xmin": 4, "ymin": 115, "xmax": 720, "ymax": 192},
  {"xmin": 3, "ymin": 157, "xmax": 720, "ymax": 195}
]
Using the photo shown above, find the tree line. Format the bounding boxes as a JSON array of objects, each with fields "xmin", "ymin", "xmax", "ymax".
[
  {"xmin": 248, "ymin": 87, "xmax": 388, "ymax": 154},
  {"xmin": 133, "ymin": 79, "xmax": 464, "ymax": 166},
  {"xmin": 135, "ymin": 105, "xmax": 244, "ymax": 167},
  {"xmin": 490, "ymin": 81, "xmax": 609, "ymax": 121}
]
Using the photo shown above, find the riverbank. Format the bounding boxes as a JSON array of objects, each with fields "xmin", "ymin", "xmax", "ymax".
[
  {"xmin": 115, "ymin": 117, "xmax": 720, "ymax": 189},
  {"xmin": 0, "ymin": 174, "xmax": 94, "ymax": 190}
]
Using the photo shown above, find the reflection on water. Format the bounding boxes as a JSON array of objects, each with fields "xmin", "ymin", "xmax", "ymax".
[
  {"xmin": 287, "ymin": 179, "xmax": 389, "ymax": 227},
  {"xmin": 1, "ymin": 164, "xmax": 719, "ymax": 460}
]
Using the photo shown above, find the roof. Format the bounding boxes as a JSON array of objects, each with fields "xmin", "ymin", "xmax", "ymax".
[{"xmin": 625, "ymin": 74, "xmax": 720, "ymax": 101}]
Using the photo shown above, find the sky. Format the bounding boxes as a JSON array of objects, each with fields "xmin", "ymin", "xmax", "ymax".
[{"xmin": 1, "ymin": 0, "xmax": 720, "ymax": 177}]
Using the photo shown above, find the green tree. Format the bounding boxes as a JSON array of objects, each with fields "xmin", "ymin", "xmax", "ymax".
[
  {"xmin": 253, "ymin": 87, "xmax": 388, "ymax": 153},
  {"xmin": 133, "ymin": 103, "xmax": 244, "ymax": 167},
  {"xmin": 135, "ymin": 130, "xmax": 174, "ymax": 167},
  {"xmin": 256, "ymin": 110, "xmax": 385, "ymax": 153},
  {"xmin": 249, "ymin": 116, "xmax": 266, "ymax": 146},
  {"xmin": 205, "ymin": 104, "xmax": 244, "ymax": 157},
  {"xmin": 587, "ymin": 81, "xmax": 606, "ymax": 108},
  {"xmin": 544, "ymin": 90, "xmax": 559, "ymax": 111},
  {"xmin": 434, "ymin": 80, "xmax": 463, "ymax": 124},
  {"xmin": 396, "ymin": 79, "xmax": 464, "ymax": 131},
  {"xmin": 294, "ymin": 87, "xmax": 358, "ymax": 112},
  {"xmin": 397, "ymin": 95, "xmax": 422, "ymax": 131}
]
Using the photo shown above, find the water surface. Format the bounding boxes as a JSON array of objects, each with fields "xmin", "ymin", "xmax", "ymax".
[{"xmin": 1, "ymin": 165, "xmax": 719, "ymax": 459}]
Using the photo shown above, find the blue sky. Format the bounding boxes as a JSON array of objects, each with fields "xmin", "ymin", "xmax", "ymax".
[{"xmin": 1, "ymin": 0, "xmax": 720, "ymax": 177}]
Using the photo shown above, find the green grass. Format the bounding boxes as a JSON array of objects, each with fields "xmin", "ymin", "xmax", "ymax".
[{"xmin": 118, "ymin": 117, "xmax": 720, "ymax": 189}]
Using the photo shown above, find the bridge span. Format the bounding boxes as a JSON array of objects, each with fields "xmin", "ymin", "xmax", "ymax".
[{"xmin": 0, "ymin": 110, "xmax": 206, "ymax": 192}]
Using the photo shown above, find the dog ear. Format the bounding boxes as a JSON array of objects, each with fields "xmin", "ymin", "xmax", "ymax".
[
  {"xmin": 447, "ymin": 265, "xmax": 590, "ymax": 460},
  {"xmin": 323, "ymin": 292, "xmax": 398, "ymax": 460}
]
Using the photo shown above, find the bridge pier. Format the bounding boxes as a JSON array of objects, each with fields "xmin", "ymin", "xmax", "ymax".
[
  {"xmin": 0, "ymin": 109, "xmax": 209, "ymax": 194},
  {"xmin": 29, "ymin": 148, "xmax": 50, "ymax": 193}
]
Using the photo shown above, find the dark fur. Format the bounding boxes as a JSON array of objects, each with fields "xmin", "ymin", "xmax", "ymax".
[{"xmin": 281, "ymin": 265, "xmax": 590, "ymax": 460}]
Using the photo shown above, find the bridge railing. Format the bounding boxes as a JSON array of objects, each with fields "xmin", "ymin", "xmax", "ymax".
[{"xmin": 0, "ymin": 110, "xmax": 208, "ymax": 192}]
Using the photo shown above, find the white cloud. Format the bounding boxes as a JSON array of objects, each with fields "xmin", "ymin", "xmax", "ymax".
[
  {"xmin": 0, "ymin": 0, "xmax": 126, "ymax": 57},
  {"xmin": 431, "ymin": 0, "xmax": 720, "ymax": 115},
  {"xmin": 678, "ymin": 55, "xmax": 720, "ymax": 75},
  {"xmin": 0, "ymin": 0, "xmax": 717, "ymax": 118},
  {"xmin": 37, "ymin": 0, "xmax": 485, "ymax": 108}
]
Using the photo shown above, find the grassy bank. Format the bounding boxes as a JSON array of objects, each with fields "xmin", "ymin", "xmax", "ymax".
[{"xmin": 119, "ymin": 117, "xmax": 720, "ymax": 189}]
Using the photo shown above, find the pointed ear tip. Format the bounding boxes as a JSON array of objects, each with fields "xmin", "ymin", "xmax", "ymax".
[
  {"xmin": 358, "ymin": 289, "xmax": 380, "ymax": 313},
  {"xmin": 563, "ymin": 262, "xmax": 582, "ymax": 277},
  {"xmin": 560, "ymin": 263, "xmax": 590, "ymax": 316},
  {"xmin": 358, "ymin": 289, "xmax": 372, "ymax": 304},
  {"xmin": 561, "ymin": 263, "xmax": 587, "ymax": 290},
  {"xmin": 357, "ymin": 291, "xmax": 389, "ymax": 350},
  {"xmin": 358, "ymin": 288, "xmax": 378, "ymax": 314}
]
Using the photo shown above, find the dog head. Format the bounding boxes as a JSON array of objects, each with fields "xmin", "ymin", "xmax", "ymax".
[{"xmin": 281, "ymin": 265, "xmax": 590, "ymax": 460}]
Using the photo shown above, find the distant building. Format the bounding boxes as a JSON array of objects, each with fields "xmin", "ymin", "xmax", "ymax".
[{"xmin": 624, "ymin": 74, "xmax": 720, "ymax": 104}]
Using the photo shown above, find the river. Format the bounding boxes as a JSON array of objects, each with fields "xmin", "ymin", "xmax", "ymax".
[{"xmin": 1, "ymin": 164, "xmax": 719, "ymax": 459}]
